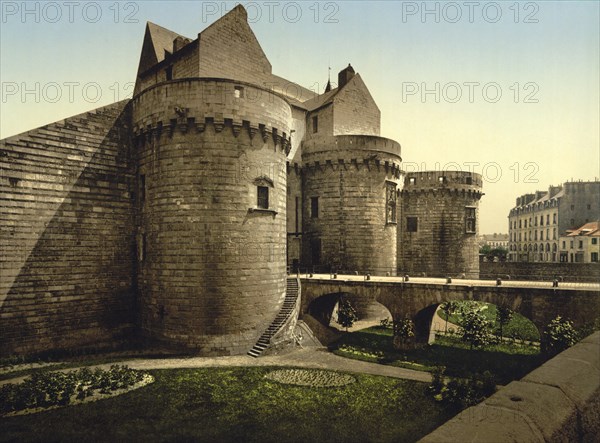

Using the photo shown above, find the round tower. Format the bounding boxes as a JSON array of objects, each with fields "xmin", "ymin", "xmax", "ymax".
[
  {"xmin": 132, "ymin": 78, "xmax": 291, "ymax": 355},
  {"xmin": 301, "ymin": 135, "xmax": 402, "ymax": 275},
  {"xmin": 400, "ymin": 171, "xmax": 483, "ymax": 278}
]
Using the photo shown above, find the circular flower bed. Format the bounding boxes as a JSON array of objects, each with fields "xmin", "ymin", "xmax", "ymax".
[
  {"xmin": 0, "ymin": 365, "xmax": 153, "ymax": 417},
  {"xmin": 265, "ymin": 369, "xmax": 356, "ymax": 387}
]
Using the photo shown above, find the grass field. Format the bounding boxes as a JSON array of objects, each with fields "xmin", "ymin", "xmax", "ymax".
[
  {"xmin": 1, "ymin": 367, "xmax": 454, "ymax": 443},
  {"xmin": 333, "ymin": 327, "xmax": 542, "ymax": 385}
]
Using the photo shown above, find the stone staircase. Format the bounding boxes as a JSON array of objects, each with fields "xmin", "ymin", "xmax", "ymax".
[{"xmin": 247, "ymin": 277, "xmax": 300, "ymax": 357}]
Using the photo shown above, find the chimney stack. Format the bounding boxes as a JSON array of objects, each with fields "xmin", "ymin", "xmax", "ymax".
[{"xmin": 338, "ymin": 64, "xmax": 355, "ymax": 89}]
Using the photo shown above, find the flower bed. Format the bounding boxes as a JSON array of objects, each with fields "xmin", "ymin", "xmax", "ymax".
[
  {"xmin": 265, "ymin": 369, "xmax": 356, "ymax": 387},
  {"xmin": 0, "ymin": 365, "xmax": 153, "ymax": 417}
]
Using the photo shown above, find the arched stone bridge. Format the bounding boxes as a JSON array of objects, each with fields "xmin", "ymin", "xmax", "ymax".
[{"xmin": 300, "ymin": 275, "xmax": 600, "ymax": 344}]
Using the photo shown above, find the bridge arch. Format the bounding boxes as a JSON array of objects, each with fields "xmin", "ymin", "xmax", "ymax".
[
  {"xmin": 411, "ymin": 300, "xmax": 542, "ymax": 347},
  {"xmin": 304, "ymin": 291, "xmax": 393, "ymax": 332}
]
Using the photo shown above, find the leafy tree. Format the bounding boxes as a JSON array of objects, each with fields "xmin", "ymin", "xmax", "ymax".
[
  {"xmin": 440, "ymin": 301, "xmax": 459, "ymax": 333},
  {"xmin": 336, "ymin": 298, "xmax": 358, "ymax": 331},
  {"xmin": 479, "ymin": 244, "xmax": 492, "ymax": 256},
  {"xmin": 479, "ymin": 245, "xmax": 508, "ymax": 262},
  {"xmin": 542, "ymin": 315, "xmax": 578, "ymax": 357},
  {"xmin": 393, "ymin": 318, "xmax": 415, "ymax": 347},
  {"xmin": 460, "ymin": 310, "xmax": 491, "ymax": 349},
  {"xmin": 491, "ymin": 247, "xmax": 508, "ymax": 262},
  {"xmin": 496, "ymin": 305, "xmax": 514, "ymax": 341}
]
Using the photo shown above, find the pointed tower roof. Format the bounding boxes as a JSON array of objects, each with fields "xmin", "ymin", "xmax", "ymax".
[
  {"xmin": 137, "ymin": 22, "xmax": 189, "ymax": 75},
  {"xmin": 325, "ymin": 79, "xmax": 332, "ymax": 93}
]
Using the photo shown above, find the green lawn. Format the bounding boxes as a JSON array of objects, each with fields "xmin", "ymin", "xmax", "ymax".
[
  {"xmin": 334, "ymin": 327, "xmax": 543, "ymax": 385},
  {"xmin": 1, "ymin": 367, "xmax": 454, "ymax": 443},
  {"xmin": 437, "ymin": 302, "xmax": 541, "ymax": 341}
]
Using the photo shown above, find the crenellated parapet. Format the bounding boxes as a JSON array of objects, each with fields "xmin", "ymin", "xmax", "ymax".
[
  {"xmin": 132, "ymin": 78, "xmax": 292, "ymax": 151},
  {"xmin": 132, "ymin": 116, "xmax": 292, "ymax": 154},
  {"xmin": 301, "ymin": 157, "xmax": 402, "ymax": 179}
]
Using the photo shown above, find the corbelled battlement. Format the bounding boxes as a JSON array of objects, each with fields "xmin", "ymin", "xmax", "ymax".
[{"xmin": 403, "ymin": 170, "xmax": 483, "ymax": 194}]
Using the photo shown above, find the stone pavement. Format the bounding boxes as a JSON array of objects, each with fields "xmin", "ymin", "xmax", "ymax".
[{"xmin": 0, "ymin": 347, "xmax": 432, "ymax": 386}]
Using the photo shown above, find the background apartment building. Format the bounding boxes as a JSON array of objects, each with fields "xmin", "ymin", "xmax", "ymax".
[
  {"xmin": 508, "ymin": 180, "xmax": 600, "ymax": 262},
  {"xmin": 559, "ymin": 221, "xmax": 600, "ymax": 263}
]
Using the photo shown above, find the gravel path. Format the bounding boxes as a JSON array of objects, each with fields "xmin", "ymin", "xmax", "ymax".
[{"xmin": 0, "ymin": 347, "xmax": 432, "ymax": 386}]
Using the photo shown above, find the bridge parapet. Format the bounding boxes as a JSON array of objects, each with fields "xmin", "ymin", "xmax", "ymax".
[{"xmin": 419, "ymin": 332, "xmax": 600, "ymax": 442}]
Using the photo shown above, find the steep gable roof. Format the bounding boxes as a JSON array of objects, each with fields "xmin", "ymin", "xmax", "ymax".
[
  {"xmin": 137, "ymin": 22, "xmax": 190, "ymax": 75},
  {"xmin": 303, "ymin": 87, "xmax": 339, "ymax": 112},
  {"xmin": 197, "ymin": 5, "xmax": 272, "ymax": 79}
]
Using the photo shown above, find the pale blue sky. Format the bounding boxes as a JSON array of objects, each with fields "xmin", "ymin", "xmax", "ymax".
[{"xmin": 1, "ymin": 1, "xmax": 598, "ymax": 233}]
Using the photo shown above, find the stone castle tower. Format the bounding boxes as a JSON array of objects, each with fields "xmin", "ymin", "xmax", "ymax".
[{"xmin": 0, "ymin": 5, "xmax": 482, "ymax": 357}]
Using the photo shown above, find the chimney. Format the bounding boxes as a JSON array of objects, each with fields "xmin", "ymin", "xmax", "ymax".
[
  {"xmin": 338, "ymin": 64, "xmax": 355, "ymax": 89},
  {"xmin": 548, "ymin": 185, "xmax": 562, "ymax": 198},
  {"xmin": 173, "ymin": 36, "xmax": 191, "ymax": 53}
]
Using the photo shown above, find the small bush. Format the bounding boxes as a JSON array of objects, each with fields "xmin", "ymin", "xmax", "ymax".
[
  {"xmin": 379, "ymin": 318, "xmax": 393, "ymax": 329},
  {"xmin": 429, "ymin": 370, "xmax": 496, "ymax": 410}
]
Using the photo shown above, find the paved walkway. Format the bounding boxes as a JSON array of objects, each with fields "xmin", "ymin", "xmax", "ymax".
[{"xmin": 0, "ymin": 347, "xmax": 432, "ymax": 386}]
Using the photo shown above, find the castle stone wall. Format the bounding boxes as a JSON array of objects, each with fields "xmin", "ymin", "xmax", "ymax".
[
  {"xmin": 132, "ymin": 78, "xmax": 291, "ymax": 355},
  {"xmin": 400, "ymin": 171, "xmax": 483, "ymax": 278},
  {"xmin": 0, "ymin": 101, "xmax": 136, "ymax": 355}
]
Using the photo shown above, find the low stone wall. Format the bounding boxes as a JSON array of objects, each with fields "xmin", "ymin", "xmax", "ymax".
[
  {"xmin": 419, "ymin": 331, "xmax": 600, "ymax": 442},
  {"xmin": 480, "ymin": 261, "xmax": 600, "ymax": 283}
]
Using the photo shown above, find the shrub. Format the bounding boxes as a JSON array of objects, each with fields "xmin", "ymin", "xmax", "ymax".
[
  {"xmin": 460, "ymin": 310, "xmax": 492, "ymax": 349},
  {"xmin": 336, "ymin": 298, "xmax": 358, "ymax": 331},
  {"xmin": 542, "ymin": 316, "xmax": 578, "ymax": 357},
  {"xmin": 432, "ymin": 371, "xmax": 496, "ymax": 410},
  {"xmin": 496, "ymin": 306, "xmax": 514, "ymax": 341},
  {"xmin": 393, "ymin": 318, "xmax": 415, "ymax": 349},
  {"xmin": 379, "ymin": 318, "xmax": 393, "ymax": 329}
]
